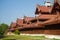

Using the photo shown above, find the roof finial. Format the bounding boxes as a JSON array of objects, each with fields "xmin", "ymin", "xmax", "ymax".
[{"xmin": 45, "ymin": 0, "xmax": 51, "ymax": 7}]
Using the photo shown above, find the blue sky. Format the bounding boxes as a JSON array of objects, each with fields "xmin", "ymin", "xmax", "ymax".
[{"xmin": 0, "ymin": 0, "xmax": 53, "ymax": 25}]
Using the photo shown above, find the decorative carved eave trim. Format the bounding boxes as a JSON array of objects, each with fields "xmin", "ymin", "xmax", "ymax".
[
  {"xmin": 51, "ymin": 0, "xmax": 60, "ymax": 13},
  {"xmin": 54, "ymin": 0, "xmax": 60, "ymax": 5}
]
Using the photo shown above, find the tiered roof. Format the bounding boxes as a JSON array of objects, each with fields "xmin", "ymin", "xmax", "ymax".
[
  {"xmin": 9, "ymin": 0, "xmax": 60, "ymax": 31},
  {"xmin": 35, "ymin": 4, "xmax": 52, "ymax": 14}
]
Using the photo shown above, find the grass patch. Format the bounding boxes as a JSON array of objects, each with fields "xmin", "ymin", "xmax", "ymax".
[
  {"xmin": 0, "ymin": 35, "xmax": 60, "ymax": 40},
  {"xmin": 51, "ymin": 38, "xmax": 60, "ymax": 40}
]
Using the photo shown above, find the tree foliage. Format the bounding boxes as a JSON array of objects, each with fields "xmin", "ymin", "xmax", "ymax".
[
  {"xmin": 0, "ymin": 23, "xmax": 8, "ymax": 38},
  {"xmin": 13, "ymin": 30, "xmax": 20, "ymax": 35}
]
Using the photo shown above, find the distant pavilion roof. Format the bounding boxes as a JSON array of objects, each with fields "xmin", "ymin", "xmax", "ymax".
[{"xmin": 10, "ymin": 22, "xmax": 16, "ymax": 28}]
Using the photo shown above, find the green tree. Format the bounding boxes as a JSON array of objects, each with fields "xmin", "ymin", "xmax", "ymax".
[
  {"xmin": 0, "ymin": 23, "xmax": 8, "ymax": 32},
  {"xmin": 0, "ymin": 23, "xmax": 8, "ymax": 38},
  {"xmin": 13, "ymin": 30, "xmax": 20, "ymax": 35}
]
